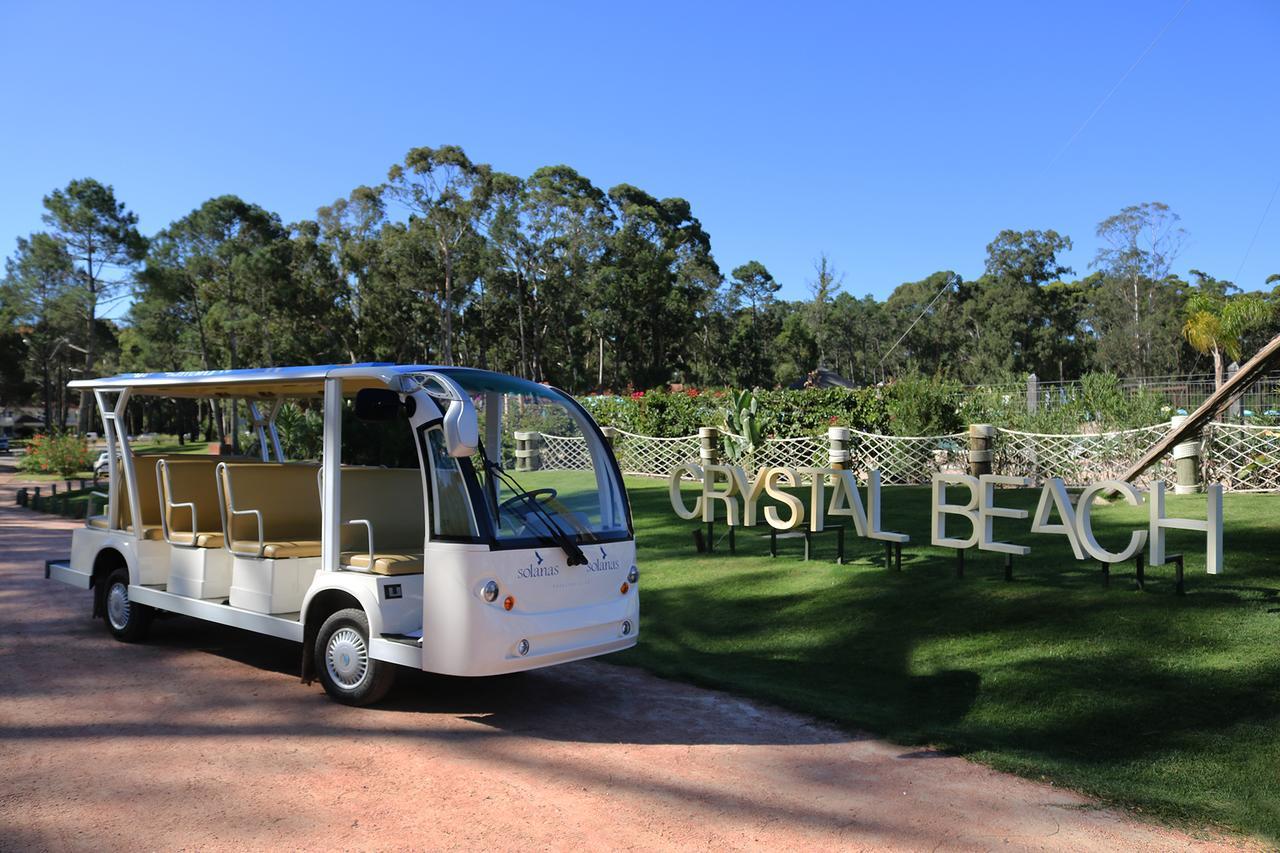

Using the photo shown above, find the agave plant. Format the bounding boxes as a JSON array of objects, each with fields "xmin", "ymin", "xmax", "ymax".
[{"xmin": 721, "ymin": 390, "xmax": 764, "ymax": 462}]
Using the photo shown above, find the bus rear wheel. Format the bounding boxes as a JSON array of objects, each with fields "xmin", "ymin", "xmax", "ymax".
[
  {"xmin": 315, "ymin": 608, "xmax": 395, "ymax": 706},
  {"xmin": 103, "ymin": 567, "xmax": 153, "ymax": 642}
]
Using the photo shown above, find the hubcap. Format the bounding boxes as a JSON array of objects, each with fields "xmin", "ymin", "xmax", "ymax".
[
  {"xmin": 325, "ymin": 627, "xmax": 369, "ymax": 690},
  {"xmin": 106, "ymin": 582, "xmax": 130, "ymax": 631}
]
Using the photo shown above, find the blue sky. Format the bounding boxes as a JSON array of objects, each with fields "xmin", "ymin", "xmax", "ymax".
[{"xmin": 1, "ymin": 0, "xmax": 1277, "ymax": 316}]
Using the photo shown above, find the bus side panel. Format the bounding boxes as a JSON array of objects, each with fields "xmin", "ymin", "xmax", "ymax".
[{"xmin": 69, "ymin": 528, "xmax": 169, "ymax": 586}]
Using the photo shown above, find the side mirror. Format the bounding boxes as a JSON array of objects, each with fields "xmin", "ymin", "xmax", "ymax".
[
  {"xmin": 405, "ymin": 372, "xmax": 478, "ymax": 458},
  {"xmin": 441, "ymin": 397, "xmax": 479, "ymax": 458},
  {"xmin": 354, "ymin": 388, "xmax": 403, "ymax": 421}
]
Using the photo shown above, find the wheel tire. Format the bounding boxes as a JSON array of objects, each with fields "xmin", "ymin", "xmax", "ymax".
[
  {"xmin": 103, "ymin": 567, "xmax": 153, "ymax": 642},
  {"xmin": 314, "ymin": 608, "xmax": 395, "ymax": 706}
]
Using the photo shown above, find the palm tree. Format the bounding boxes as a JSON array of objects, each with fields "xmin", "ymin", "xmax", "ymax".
[{"xmin": 1182, "ymin": 291, "xmax": 1272, "ymax": 390}]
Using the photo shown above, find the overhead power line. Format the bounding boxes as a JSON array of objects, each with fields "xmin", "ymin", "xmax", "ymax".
[
  {"xmin": 1050, "ymin": 0, "xmax": 1193, "ymax": 165},
  {"xmin": 1234, "ymin": 176, "xmax": 1280, "ymax": 284}
]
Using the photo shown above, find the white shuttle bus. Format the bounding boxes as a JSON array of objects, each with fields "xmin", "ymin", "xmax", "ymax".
[{"xmin": 45, "ymin": 364, "xmax": 638, "ymax": 705}]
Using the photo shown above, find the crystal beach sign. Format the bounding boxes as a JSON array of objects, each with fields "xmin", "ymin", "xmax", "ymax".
[{"xmin": 668, "ymin": 463, "xmax": 1224, "ymax": 574}]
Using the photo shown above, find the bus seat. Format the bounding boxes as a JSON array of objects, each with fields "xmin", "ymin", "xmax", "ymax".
[
  {"xmin": 218, "ymin": 463, "xmax": 323, "ymax": 558},
  {"xmin": 159, "ymin": 458, "xmax": 237, "ymax": 549},
  {"xmin": 86, "ymin": 454, "xmax": 182, "ymax": 539},
  {"xmin": 335, "ymin": 467, "xmax": 425, "ymax": 574},
  {"xmin": 339, "ymin": 552, "xmax": 423, "ymax": 575}
]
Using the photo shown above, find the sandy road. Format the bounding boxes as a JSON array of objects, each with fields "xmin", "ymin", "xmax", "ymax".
[{"xmin": 0, "ymin": 485, "xmax": 1256, "ymax": 851}]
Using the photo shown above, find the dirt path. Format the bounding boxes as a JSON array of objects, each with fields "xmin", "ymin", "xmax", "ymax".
[{"xmin": 0, "ymin": 487, "xmax": 1257, "ymax": 851}]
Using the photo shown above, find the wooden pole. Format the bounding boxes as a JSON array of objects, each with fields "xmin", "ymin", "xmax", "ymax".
[{"xmin": 1121, "ymin": 332, "xmax": 1280, "ymax": 483}]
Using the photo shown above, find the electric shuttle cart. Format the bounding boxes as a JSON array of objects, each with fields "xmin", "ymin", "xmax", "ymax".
[{"xmin": 45, "ymin": 364, "xmax": 638, "ymax": 705}]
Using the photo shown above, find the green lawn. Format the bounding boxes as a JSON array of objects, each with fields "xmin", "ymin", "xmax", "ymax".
[{"xmin": 614, "ymin": 476, "xmax": 1280, "ymax": 842}]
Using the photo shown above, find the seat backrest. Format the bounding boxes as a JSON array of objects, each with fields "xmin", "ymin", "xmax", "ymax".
[
  {"xmin": 119, "ymin": 455, "xmax": 166, "ymax": 530},
  {"xmin": 338, "ymin": 467, "xmax": 426, "ymax": 552},
  {"xmin": 160, "ymin": 458, "xmax": 229, "ymax": 535},
  {"xmin": 219, "ymin": 462, "xmax": 322, "ymax": 543}
]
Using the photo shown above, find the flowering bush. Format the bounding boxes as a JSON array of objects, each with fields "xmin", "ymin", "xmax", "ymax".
[{"xmin": 18, "ymin": 432, "xmax": 95, "ymax": 477}]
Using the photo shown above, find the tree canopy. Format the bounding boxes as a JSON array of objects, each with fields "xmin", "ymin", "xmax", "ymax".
[{"xmin": 3, "ymin": 147, "xmax": 1279, "ymax": 440}]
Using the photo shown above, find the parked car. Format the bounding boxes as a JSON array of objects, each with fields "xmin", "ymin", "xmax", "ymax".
[{"xmin": 93, "ymin": 451, "xmax": 110, "ymax": 477}]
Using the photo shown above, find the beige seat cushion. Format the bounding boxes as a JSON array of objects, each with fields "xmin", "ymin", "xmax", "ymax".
[
  {"xmin": 84, "ymin": 514, "xmax": 163, "ymax": 539},
  {"xmin": 341, "ymin": 551, "xmax": 424, "ymax": 575},
  {"xmin": 231, "ymin": 539, "xmax": 322, "ymax": 559},
  {"xmin": 169, "ymin": 531, "xmax": 225, "ymax": 548}
]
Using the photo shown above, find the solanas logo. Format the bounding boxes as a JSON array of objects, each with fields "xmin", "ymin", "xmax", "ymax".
[
  {"xmin": 517, "ymin": 551, "xmax": 560, "ymax": 579},
  {"xmin": 587, "ymin": 546, "xmax": 622, "ymax": 574}
]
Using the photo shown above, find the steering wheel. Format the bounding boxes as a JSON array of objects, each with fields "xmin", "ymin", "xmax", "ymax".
[{"xmin": 500, "ymin": 488, "xmax": 559, "ymax": 516}]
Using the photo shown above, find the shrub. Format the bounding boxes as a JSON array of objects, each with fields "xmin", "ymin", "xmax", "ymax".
[
  {"xmin": 18, "ymin": 432, "xmax": 95, "ymax": 477},
  {"xmin": 881, "ymin": 373, "xmax": 963, "ymax": 436}
]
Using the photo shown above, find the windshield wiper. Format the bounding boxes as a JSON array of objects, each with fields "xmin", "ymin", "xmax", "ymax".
[{"xmin": 480, "ymin": 453, "xmax": 588, "ymax": 566}]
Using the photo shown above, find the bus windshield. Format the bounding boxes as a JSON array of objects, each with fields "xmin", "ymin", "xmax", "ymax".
[{"xmin": 421, "ymin": 370, "xmax": 631, "ymax": 549}]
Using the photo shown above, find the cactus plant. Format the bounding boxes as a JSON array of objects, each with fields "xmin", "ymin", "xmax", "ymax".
[{"xmin": 721, "ymin": 390, "xmax": 764, "ymax": 462}]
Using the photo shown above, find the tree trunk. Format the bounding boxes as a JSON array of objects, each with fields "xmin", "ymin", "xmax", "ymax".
[
  {"xmin": 41, "ymin": 359, "xmax": 52, "ymax": 434},
  {"xmin": 78, "ymin": 247, "xmax": 98, "ymax": 436},
  {"xmin": 441, "ymin": 249, "xmax": 455, "ymax": 365}
]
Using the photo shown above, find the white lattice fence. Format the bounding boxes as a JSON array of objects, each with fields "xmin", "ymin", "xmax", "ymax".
[
  {"xmin": 613, "ymin": 430, "xmax": 700, "ymax": 477},
  {"xmin": 723, "ymin": 434, "xmax": 828, "ymax": 471},
  {"xmin": 1204, "ymin": 423, "xmax": 1280, "ymax": 492},
  {"xmin": 539, "ymin": 433, "xmax": 594, "ymax": 470},
  {"xmin": 992, "ymin": 425, "xmax": 1176, "ymax": 487},
  {"xmin": 539, "ymin": 431, "xmax": 701, "ymax": 477},
  {"xmin": 850, "ymin": 430, "xmax": 969, "ymax": 485},
  {"xmin": 542, "ymin": 421, "xmax": 1280, "ymax": 491}
]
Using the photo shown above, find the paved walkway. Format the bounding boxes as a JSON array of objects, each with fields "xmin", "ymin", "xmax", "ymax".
[{"xmin": 0, "ymin": 468, "xmax": 1257, "ymax": 851}]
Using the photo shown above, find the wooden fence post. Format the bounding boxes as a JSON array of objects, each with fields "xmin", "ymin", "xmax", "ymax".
[
  {"xmin": 514, "ymin": 431, "xmax": 541, "ymax": 471},
  {"xmin": 828, "ymin": 426, "xmax": 851, "ymax": 470},
  {"xmin": 968, "ymin": 424, "xmax": 995, "ymax": 477},
  {"xmin": 699, "ymin": 427, "xmax": 720, "ymax": 467}
]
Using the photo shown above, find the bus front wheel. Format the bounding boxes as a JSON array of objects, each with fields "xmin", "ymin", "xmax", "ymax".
[
  {"xmin": 103, "ymin": 567, "xmax": 153, "ymax": 642},
  {"xmin": 315, "ymin": 608, "xmax": 395, "ymax": 706}
]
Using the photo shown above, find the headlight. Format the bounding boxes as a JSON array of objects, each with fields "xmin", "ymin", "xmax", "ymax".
[
  {"xmin": 627, "ymin": 565, "xmax": 639, "ymax": 584},
  {"xmin": 481, "ymin": 580, "xmax": 499, "ymax": 602}
]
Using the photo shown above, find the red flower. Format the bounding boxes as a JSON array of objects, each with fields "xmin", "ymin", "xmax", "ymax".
[
  {"xmin": 686, "ymin": 388, "xmax": 700, "ymax": 397},
  {"xmin": 630, "ymin": 391, "xmax": 645, "ymax": 400}
]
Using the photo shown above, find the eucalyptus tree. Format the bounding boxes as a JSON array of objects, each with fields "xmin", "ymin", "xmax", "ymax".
[
  {"xmin": 600, "ymin": 185, "xmax": 718, "ymax": 389},
  {"xmin": 962, "ymin": 229, "xmax": 1073, "ymax": 379},
  {"xmin": 39, "ymin": 178, "xmax": 147, "ymax": 432},
  {"xmin": 384, "ymin": 146, "xmax": 497, "ymax": 365},
  {"xmin": 526, "ymin": 166, "xmax": 613, "ymax": 387},
  {"xmin": 1090, "ymin": 202, "xmax": 1187, "ymax": 376},
  {"xmin": 826, "ymin": 292, "xmax": 890, "ymax": 384},
  {"xmin": 316, "ymin": 185, "xmax": 387, "ymax": 360},
  {"xmin": 881, "ymin": 271, "xmax": 966, "ymax": 377}
]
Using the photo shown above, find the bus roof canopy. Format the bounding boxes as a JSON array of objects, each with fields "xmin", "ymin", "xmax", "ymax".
[{"xmin": 66, "ymin": 363, "xmax": 444, "ymax": 398}]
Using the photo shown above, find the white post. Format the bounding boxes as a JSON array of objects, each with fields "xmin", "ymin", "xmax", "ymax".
[
  {"xmin": 320, "ymin": 376, "xmax": 343, "ymax": 573},
  {"xmin": 1170, "ymin": 414, "xmax": 1203, "ymax": 494},
  {"xmin": 95, "ymin": 389, "xmax": 120, "ymax": 529},
  {"xmin": 827, "ymin": 426, "xmax": 850, "ymax": 470}
]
